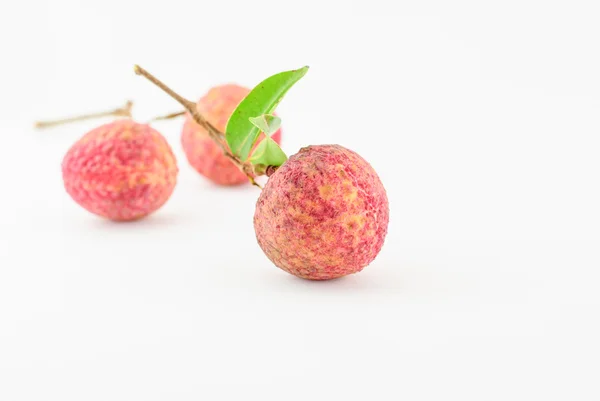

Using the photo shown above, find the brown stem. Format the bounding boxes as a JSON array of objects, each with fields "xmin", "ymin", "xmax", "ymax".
[
  {"xmin": 34, "ymin": 100, "xmax": 133, "ymax": 129},
  {"xmin": 133, "ymin": 64, "xmax": 262, "ymax": 188},
  {"xmin": 265, "ymin": 165, "xmax": 279, "ymax": 177},
  {"xmin": 146, "ymin": 110, "xmax": 186, "ymax": 123}
]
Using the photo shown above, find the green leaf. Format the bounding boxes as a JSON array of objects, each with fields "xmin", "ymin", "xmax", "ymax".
[
  {"xmin": 249, "ymin": 114, "xmax": 281, "ymax": 136},
  {"xmin": 248, "ymin": 136, "xmax": 288, "ymax": 167},
  {"xmin": 225, "ymin": 66, "xmax": 309, "ymax": 161}
]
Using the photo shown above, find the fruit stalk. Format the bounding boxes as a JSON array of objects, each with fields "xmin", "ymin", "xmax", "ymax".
[
  {"xmin": 34, "ymin": 101, "xmax": 134, "ymax": 129},
  {"xmin": 146, "ymin": 110, "xmax": 186, "ymax": 123},
  {"xmin": 133, "ymin": 65, "xmax": 262, "ymax": 188}
]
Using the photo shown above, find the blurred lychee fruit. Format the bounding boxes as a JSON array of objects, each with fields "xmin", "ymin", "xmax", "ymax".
[
  {"xmin": 254, "ymin": 144, "xmax": 389, "ymax": 280},
  {"xmin": 181, "ymin": 84, "xmax": 282, "ymax": 186},
  {"xmin": 61, "ymin": 119, "xmax": 178, "ymax": 221}
]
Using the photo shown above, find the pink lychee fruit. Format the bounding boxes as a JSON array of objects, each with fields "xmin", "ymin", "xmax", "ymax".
[
  {"xmin": 254, "ymin": 144, "xmax": 389, "ymax": 280},
  {"xmin": 62, "ymin": 119, "xmax": 178, "ymax": 221},
  {"xmin": 181, "ymin": 84, "xmax": 282, "ymax": 186}
]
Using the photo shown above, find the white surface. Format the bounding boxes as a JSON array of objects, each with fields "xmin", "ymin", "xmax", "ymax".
[{"xmin": 1, "ymin": 1, "xmax": 599, "ymax": 400}]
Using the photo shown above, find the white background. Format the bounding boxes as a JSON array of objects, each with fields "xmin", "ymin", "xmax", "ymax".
[{"xmin": 1, "ymin": 0, "xmax": 599, "ymax": 399}]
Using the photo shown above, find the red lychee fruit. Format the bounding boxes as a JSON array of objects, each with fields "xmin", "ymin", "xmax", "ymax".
[
  {"xmin": 181, "ymin": 84, "xmax": 282, "ymax": 186},
  {"xmin": 253, "ymin": 145, "xmax": 389, "ymax": 280},
  {"xmin": 62, "ymin": 119, "xmax": 178, "ymax": 221}
]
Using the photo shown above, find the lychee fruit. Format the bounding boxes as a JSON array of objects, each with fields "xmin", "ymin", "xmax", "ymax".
[
  {"xmin": 253, "ymin": 144, "xmax": 389, "ymax": 280},
  {"xmin": 181, "ymin": 84, "xmax": 282, "ymax": 186},
  {"xmin": 61, "ymin": 119, "xmax": 178, "ymax": 221}
]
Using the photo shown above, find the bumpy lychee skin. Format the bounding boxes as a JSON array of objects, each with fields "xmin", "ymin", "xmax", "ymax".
[
  {"xmin": 254, "ymin": 145, "xmax": 389, "ymax": 280},
  {"xmin": 181, "ymin": 84, "xmax": 282, "ymax": 186},
  {"xmin": 62, "ymin": 119, "xmax": 178, "ymax": 221}
]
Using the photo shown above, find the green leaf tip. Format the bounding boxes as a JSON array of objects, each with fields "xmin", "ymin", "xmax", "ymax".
[
  {"xmin": 249, "ymin": 136, "xmax": 288, "ymax": 168},
  {"xmin": 249, "ymin": 114, "xmax": 281, "ymax": 136},
  {"xmin": 225, "ymin": 65, "xmax": 309, "ymax": 161}
]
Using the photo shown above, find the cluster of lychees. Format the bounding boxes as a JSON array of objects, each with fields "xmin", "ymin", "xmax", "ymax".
[{"xmin": 36, "ymin": 65, "xmax": 389, "ymax": 281}]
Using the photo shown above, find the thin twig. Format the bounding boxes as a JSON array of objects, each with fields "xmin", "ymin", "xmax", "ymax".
[
  {"xmin": 146, "ymin": 110, "xmax": 186, "ymax": 123},
  {"xmin": 34, "ymin": 101, "xmax": 133, "ymax": 129},
  {"xmin": 133, "ymin": 64, "xmax": 261, "ymax": 188}
]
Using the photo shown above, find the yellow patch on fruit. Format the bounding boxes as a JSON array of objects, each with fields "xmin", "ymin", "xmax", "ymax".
[{"xmin": 319, "ymin": 184, "xmax": 334, "ymax": 200}]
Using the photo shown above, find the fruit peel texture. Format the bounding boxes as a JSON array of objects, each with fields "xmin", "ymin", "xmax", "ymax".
[
  {"xmin": 254, "ymin": 144, "xmax": 389, "ymax": 280},
  {"xmin": 181, "ymin": 84, "xmax": 282, "ymax": 186},
  {"xmin": 62, "ymin": 119, "xmax": 178, "ymax": 221}
]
